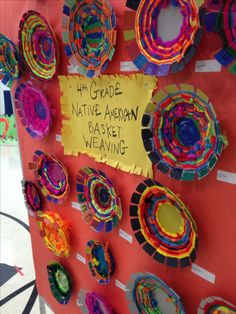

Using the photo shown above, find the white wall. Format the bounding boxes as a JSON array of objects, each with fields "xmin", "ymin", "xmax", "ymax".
[{"xmin": 0, "ymin": 82, "xmax": 10, "ymax": 115}]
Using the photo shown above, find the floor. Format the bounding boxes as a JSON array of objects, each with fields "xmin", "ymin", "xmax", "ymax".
[{"xmin": 0, "ymin": 144, "xmax": 53, "ymax": 314}]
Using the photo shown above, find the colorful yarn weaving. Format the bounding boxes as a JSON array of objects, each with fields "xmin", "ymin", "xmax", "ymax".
[
  {"xmin": 62, "ymin": 0, "xmax": 117, "ymax": 77},
  {"xmin": 86, "ymin": 240, "xmax": 114, "ymax": 284},
  {"xmin": 0, "ymin": 33, "xmax": 21, "ymax": 87},
  {"xmin": 15, "ymin": 82, "xmax": 52, "ymax": 139},
  {"xmin": 198, "ymin": 296, "xmax": 236, "ymax": 314},
  {"xmin": 77, "ymin": 289, "xmax": 114, "ymax": 314},
  {"xmin": 130, "ymin": 179, "xmax": 198, "ymax": 267},
  {"xmin": 22, "ymin": 180, "xmax": 42, "ymax": 215},
  {"xmin": 76, "ymin": 167, "xmax": 122, "ymax": 232},
  {"xmin": 37, "ymin": 211, "xmax": 71, "ymax": 257},
  {"xmin": 126, "ymin": 272, "xmax": 186, "ymax": 314},
  {"xmin": 142, "ymin": 84, "xmax": 228, "ymax": 180},
  {"xmin": 204, "ymin": 0, "xmax": 236, "ymax": 74},
  {"xmin": 30, "ymin": 150, "xmax": 70, "ymax": 204},
  {"xmin": 47, "ymin": 261, "xmax": 72, "ymax": 304},
  {"xmin": 18, "ymin": 10, "xmax": 58, "ymax": 80},
  {"xmin": 124, "ymin": 0, "xmax": 203, "ymax": 76}
]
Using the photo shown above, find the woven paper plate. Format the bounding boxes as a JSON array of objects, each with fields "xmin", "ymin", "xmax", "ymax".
[
  {"xmin": 126, "ymin": 272, "xmax": 186, "ymax": 313},
  {"xmin": 62, "ymin": 0, "xmax": 116, "ymax": 77},
  {"xmin": 22, "ymin": 180, "xmax": 42, "ymax": 216},
  {"xmin": 77, "ymin": 289, "xmax": 114, "ymax": 314},
  {"xmin": 47, "ymin": 261, "xmax": 72, "ymax": 304},
  {"xmin": 77, "ymin": 167, "xmax": 122, "ymax": 232},
  {"xmin": 124, "ymin": 0, "xmax": 204, "ymax": 76},
  {"xmin": 204, "ymin": 0, "xmax": 236, "ymax": 74},
  {"xmin": 0, "ymin": 33, "xmax": 21, "ymax": 87},
  {"xmin": 18, "ymin": 10, "xmax": 58, "ymax": 80},
  {"xmin": 142, "ymin": 84, "xmax": 228, "ymax": 180},
  {"xmin": 29, "ymin": 150, "xmax": 70, "ymax": 204},
  {"xmin": 37, "ymin": 211, "xmax": 71, "ymax": 258},
  {"xmin": 15, "ymin": 82, "xmax": 52, "ymax": 139},
  {"xmin": 130, "ymin": 179, "xmax": 198, "ymax": 267},
  {"xmin": 198, "ymin": 296, "xmax": 236, "ymax": 314},
  {"xmin": 86, "ymin": 240, "xmax": 114, "ymax": 284}
]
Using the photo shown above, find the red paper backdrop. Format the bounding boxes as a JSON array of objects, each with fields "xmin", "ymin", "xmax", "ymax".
[{"xmin": 1, "ymin": 0, "xmax": 236, "ymax": 313}]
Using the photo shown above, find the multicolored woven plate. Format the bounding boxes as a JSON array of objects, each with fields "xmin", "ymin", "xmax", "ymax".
[
  {"xmin": 47, "ymin": 261, "xmax": 72, "ymax": 305},
  {"xmin": 22, "ymin": 180, "xmax": 42, "ymax": 216},
  {"xmin": 0, "ymin": 33, "xmax": 21, "ymax": 87},
  {"xmin": 204, "ymin": 0, "xmax": 236, "ymax": 74},
  {"xmin": 198, "ymin": 296, "xmax": 236, "ymax": 314},
  {"xmin": 76, "ymin": 167, "xmax": 122, "ymax": 232},
  {"xmin": 126, "ymin": 272, "xmax": 186, "ymax": 314},
  {"xmin": 15, "ymin": 82, "xmax": 52, "ymax": 139},
  {"xmin": 29, "ymin": 150, "xmax": 70, "ymax": 204},
  {"xmin": 77, "ymin": 289, "xmax": 114, "ymax": 314},
  {"xmin": 130, "ymin": 179, "xmax": 198, "ymax": 267},
  {"xmin": 142, "ymin": 84, "xmax": 228, "ymax": 180},
  {"xmin": 62, "ymin": 0, "xmax": 117, "ymax": 77},
  {"xmin": 18, "ymin": 10, "xmax": 58, "ymax": 80},
  {"xmin": 124, "ymin": 0, "xmax": 204, "ymax": 76},
  {"xmin": 37, "ymin": 211, "xmax": 71, "ymax": 257},
  {"xmin": 86, "ymin": 240, "xmax": 114, "ymax": 284}
]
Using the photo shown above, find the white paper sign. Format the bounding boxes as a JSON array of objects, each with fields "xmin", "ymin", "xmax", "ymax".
[
  {"xmin": 195, "ymin": 60, "xmax": 221, "ymax": 73},
  {"xmin": 71, "ymin": 201, "xmax": 82, "ymax": 211},
  {"xmin": 120, "ymin": 61, "xmax": 139, "ymax": 72},
  {"xmin": 191, "ymin": 263, "xmax": 216, "ymax": 284},
  {"xmin": 217, "ymin": 170, "xmax": 236, "ymax": 185},
  {"xmin": 76, "ymin": 253, "xmax": 86, "ymax": 264},
  {"xmin": 119, "ymin": 229, "xmax": 133, "ymax": 244}
]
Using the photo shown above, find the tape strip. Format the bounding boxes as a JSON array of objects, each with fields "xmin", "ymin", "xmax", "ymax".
[
  {"xmin": 56, "ymin": 134, "xmax": 62, "ymax": 142},
  {"xmin": 217, "ymin": 170, "xmax": 236, "ymax": 185},
  {"xmin": 195, "ymin": 60, "xmax": 221, "ymax": 72},
  {"xmin": 115, "ymin": 279, "xmax": 128, "ymax": 291},
  {"xmin": 67, "ymin": 65, "xmax": 80, "ymax": 74},
  {"xmin": 120, "ymin": 61, "xmax": 139, "ymax": 72},
  {"xmin": 119, "ymin": 229, "xmax": 133, "ymax": 244},
  {"xmin": 191, "ymin": 263, "xmax": 216, "ymax": 284},
  {"xmin": 71, "ymin": 201, "xmax": 82, "ymax": 211},
  {"xmin": 76, "ymin": 253, "xmax": 86, "ymax": 264}
]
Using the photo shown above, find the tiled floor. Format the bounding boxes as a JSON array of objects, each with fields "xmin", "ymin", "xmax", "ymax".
[{"xmin": 0, "ymin": 144, "xmax": 52, "ymax": 314}]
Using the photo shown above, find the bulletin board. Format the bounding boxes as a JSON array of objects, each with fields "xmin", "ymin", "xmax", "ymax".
[{"xmin": 1, "ymin": 0, "xmax": 236, "ymax": 313}]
